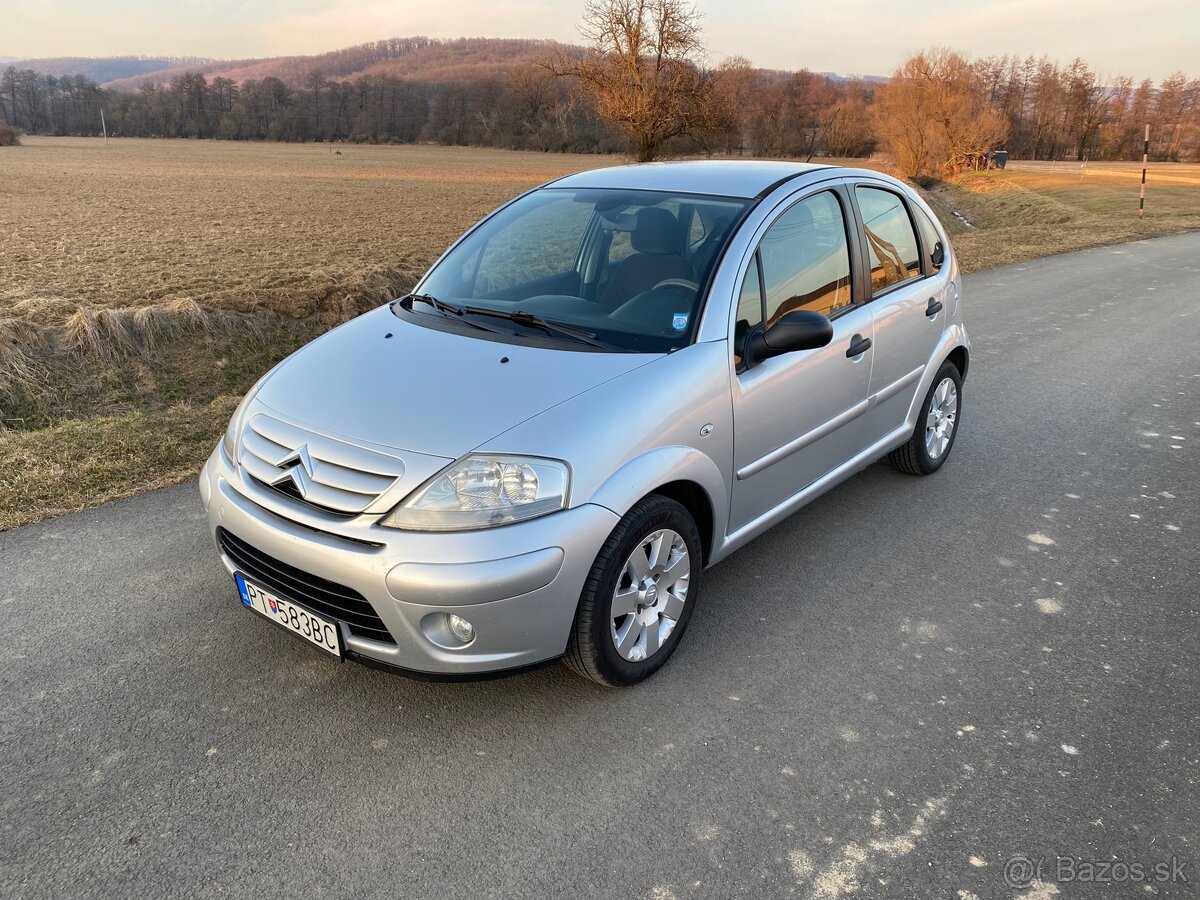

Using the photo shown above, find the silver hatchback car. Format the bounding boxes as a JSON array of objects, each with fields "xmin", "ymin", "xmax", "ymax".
[{"xmin": 200, "ymin": 161, "xmax": 969, "ymax": 685}]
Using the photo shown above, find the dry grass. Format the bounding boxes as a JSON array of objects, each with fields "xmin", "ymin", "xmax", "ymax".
[
  {"xmin": 920, "ymin": 160, "xmax": 1200, "ymax": 271},
  {"xmin": 0, "ymin": 334, "xmax": 36, "ymax": 405},
  {"xmin": 0, "ymin": 396, "xmax": 239, "ymax": 531},
  {"xmin": 0, "ymin": 290, "xmax": 278, "ymax": 429},
  {"xmin": 1, "ymin": 138, "xmax": 1198, "ymax": 530},
  {"xmin": 0, "ymin": 137, "xmax": 607, "ymax": 317},
  {"xmin": 34, "ymin": 295, "xmax": 261, "ymax": 357}
]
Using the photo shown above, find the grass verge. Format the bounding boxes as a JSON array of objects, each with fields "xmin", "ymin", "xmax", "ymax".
[
  {"xmin": 920, "ymin": 164, "xmax": 1200, "ymax": 271},
  {"xmin": 0, "ymin": 397, "xmax": 237, "ymax": 531}
]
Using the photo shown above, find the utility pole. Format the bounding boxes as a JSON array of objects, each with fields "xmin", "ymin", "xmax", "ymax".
[
  {"xmin": 100, "ymin": 106, "xmax": 108, "ymax": 146},
  {"xmin": 1139, "ymin": 124, "xmax": 1149, "ymax": 219}
]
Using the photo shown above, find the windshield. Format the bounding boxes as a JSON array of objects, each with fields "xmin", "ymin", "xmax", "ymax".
[{"xmin": 414, "ymin": 188, "xmax": 751, "ymax": 352}]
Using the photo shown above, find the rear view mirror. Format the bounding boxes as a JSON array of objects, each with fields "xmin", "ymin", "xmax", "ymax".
[
  {"xmin": 604, "ymin": 213, "xmax": 637, "ymax": 232},
  {"xmin": 746, "ymin": 310, "xmax": 833, "ymax": 365}
]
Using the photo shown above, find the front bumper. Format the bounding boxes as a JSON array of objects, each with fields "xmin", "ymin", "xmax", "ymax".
[{"xmin": 199, "ymin": 446, "xmax": 619, "ymax": 675}]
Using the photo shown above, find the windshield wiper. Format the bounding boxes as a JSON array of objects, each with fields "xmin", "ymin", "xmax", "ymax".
[
  {"xmin": 400, "ymin": 293, "xmax": 507, "ymax": 334},
  {"xmin": 405, "ymin": 292, "xmax": 463, "ymax": 317},
  {"xmin": 460, "ymin": 307, "xmax": 613, "ymax": 349},
  {"xmin": 400, "ymin": 295, "xmax": 617, "ymax": 348}
]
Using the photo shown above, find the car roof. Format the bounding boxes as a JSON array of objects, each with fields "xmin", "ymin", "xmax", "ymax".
[{"xmin": 546, "ymin": 160, "xmax": 837, "ymax": 200}]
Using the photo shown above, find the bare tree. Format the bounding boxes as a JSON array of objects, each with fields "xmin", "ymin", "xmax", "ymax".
[
  {"xmin": 1155, "ymin": 72, "xmax": 1200, "ymax": 161},
  {"xmin": 873, "ymin": 49, "xmax": 1009, "ymax": 181},
  {"xmin": 823, "ymin": 81, "xmax": 876, "ymax": 158},
  {"xmin": 547, "ymin": 0, "xmax": 720, "ymax": 161},
  {"xmin": 305, "ymin": 70, "xmax": 326, "ymax": 136},
  {"xmin": 710, "ymin": 56, "xmax": 756, "ymax": 154},
  {"xmin": 510, "ymin": 64, "xmax": 556, "ymax": 147}
]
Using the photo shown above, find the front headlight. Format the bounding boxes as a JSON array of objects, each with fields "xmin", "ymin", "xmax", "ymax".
[
  {"xmin": 381, "ymin": 455, "xmax": 569, "ymax": 531},
  {"xmin": 221, "ymin": 389, "xmax": 258, "ymax": 462}
]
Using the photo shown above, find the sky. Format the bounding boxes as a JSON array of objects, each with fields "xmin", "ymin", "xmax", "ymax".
[{"xmin": 4, "ymin": 0, "xmax": 1198, "ymax": 82}]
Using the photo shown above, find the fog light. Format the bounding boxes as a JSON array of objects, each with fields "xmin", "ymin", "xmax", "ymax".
[{"xmin": 447, "ymin": 615, "xmax": 475, "ymax": 644}]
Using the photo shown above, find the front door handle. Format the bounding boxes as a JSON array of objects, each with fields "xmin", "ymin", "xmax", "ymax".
[
  {"xmin": 926, "ymin": 297, "xmax": 944, "ymax": 317},
  {"xmin": 846, "ymin": 334, "xmax": 872, "ymax": 358}
]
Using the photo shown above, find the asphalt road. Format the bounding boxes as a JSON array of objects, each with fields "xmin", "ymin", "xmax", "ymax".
[{"xmin": 3, "ymin": 234, "xmax": 1198, "ymax": 900}]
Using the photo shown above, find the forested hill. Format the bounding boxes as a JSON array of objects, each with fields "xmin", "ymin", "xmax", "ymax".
[
  {"xmin": 4, "ymin": 55, "xmax": 212, "ymax": 84},
  {"xmin": 97, "ymin": 38, "xmax": 570, "ymax": 91}
]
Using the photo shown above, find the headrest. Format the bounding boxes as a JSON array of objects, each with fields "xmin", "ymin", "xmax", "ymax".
[
  {"xmin": 789, "ymin": 202, "xmax": 814, "ymax": 232},
  {"xmin": 631, "ymin": 207, "xmax": 680, "ymax": 255}
]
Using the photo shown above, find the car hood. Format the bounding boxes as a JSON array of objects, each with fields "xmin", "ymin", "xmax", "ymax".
[{"xmin": 255, "ymin": 306, "xmax": 659, "ymax": 459}]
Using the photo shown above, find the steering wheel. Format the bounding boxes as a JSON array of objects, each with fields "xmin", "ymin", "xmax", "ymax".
[
  {"xmin": 652, "ymin": 278, "xmax": 700, "ymax": 292},
  {"xmin": 609, "ymin": 280, "xmax": 701, "ymax": 335}
]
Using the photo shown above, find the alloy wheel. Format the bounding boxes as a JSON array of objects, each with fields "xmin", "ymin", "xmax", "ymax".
[
  {"xmin": 610, "ymin": 529, "xmax": 690, "ymax": 663},
  {"xmin": 924, "ymin": 376, "xmax": 958, "ymax": 460}
]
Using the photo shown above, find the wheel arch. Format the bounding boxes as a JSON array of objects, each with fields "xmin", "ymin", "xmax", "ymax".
[
  {"xmin": 586, "ymin": 446, "xmax": 727, "ymax": 567},
  {"xmin": 946, "ymin": 344, "xmax": 969, "ymax": 380},
  {"xmin": 649, "ymin": 480, "xmax": 715, "ymax": 565}
]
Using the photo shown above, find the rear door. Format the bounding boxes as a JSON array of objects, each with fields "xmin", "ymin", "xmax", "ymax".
[
  {"xmin": 851, "ymin": 183, "xmax": 947, "ymax": 445},
  {"xmin": 729, "ymin": 185, "xmax": 874, "ymax": 531}
]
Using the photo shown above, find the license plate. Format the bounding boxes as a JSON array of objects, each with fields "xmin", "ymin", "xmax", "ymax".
[{"xmin": 235, "ymin": 574, "xmax": 343, "ymax": 658}]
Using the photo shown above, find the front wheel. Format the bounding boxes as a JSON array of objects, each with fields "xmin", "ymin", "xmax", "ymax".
[
  {"xmin": 888, "ymin": 360, "xmax": 962, "ymax": 475},
  {"xmin": 564, "ymin": 495, "xmax": 702, "ymax": 686}
]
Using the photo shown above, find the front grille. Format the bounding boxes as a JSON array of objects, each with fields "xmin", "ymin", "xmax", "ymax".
[
  {"xmin": 247, "ymin": 473, "xmax": 356, "ymax": 518},
  {"xmin": 218, "ymin": 527, "xmax": 395, "ymax": 645},
  {"xmin": 263, "ymin": 475, "xmax": 304, "ymax": 502},
  {"xmin": 238, "ymin": 414, "xmax": 405, "ymax": 515}
]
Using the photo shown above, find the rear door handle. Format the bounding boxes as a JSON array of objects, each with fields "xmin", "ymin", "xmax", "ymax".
[
  {"xmin": 926, "ymin": 297, "xmax": 944, "ymax": 317},
  {"xmin": 846, "ymin": 334, "xmax": 872, "ymax": 358}
]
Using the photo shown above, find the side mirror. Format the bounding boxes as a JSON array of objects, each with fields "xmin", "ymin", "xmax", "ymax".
[{"xmin": 746, "ymin": 309, "xmax": 834, "ymax": 365}]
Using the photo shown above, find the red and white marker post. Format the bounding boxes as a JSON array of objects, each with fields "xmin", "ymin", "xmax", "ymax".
[{"xmin": 1139, "ymin": 124, "xmax": 1149, "ymax": 219}]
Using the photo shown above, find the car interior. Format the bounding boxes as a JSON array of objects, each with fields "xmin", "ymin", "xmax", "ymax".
[{"xmin": 435, "ymin": 192, "xmax": 747, "ymax": 350}]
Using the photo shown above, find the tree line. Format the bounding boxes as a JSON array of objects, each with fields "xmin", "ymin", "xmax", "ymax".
[
  {"xmin": 0, "ymin": 64, "xmax": 629, "ymax": 152},
  {"xmin": 2, "ymin": 24, "xmax": 1197, "ymax": 173}
]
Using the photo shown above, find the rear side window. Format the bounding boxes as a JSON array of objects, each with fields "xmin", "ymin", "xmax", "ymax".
[
  {"xmin": 758, "ymin": 191, "xmax": 854, "ymax": 325},
  {"xmin": 912, "ymin": 205, "xmax": 945, "ymax": 273},
  {"xmin": 855, "ymin": 187, "xmax": 921, "ymax": 292}
]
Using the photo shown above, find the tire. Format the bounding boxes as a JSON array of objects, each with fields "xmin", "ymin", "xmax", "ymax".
[
  {"xmin": 564, "ymin": 494, "xmax": 702, "ymax": 687},
  {"xmin": 888, "ymin": 360, "xmax": 963, "ymax": 475}
]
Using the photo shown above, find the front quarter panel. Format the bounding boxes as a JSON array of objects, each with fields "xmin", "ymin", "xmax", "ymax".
[
  {"xmin": 476, "ymin": 341, "xmax": 733, "ymax": 558},
  {"xmin": 587, "ymin": 445, "xmax": 728, "ymax": 539}
]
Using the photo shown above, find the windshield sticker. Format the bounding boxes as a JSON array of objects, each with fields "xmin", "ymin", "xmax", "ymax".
[{"xmin": 672, "ymin": 313, "xmax": 689, "ymax": 331}]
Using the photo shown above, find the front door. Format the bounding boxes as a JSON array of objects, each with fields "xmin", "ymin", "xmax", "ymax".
[{"xmin": 730, "ymin": 188, "xmax": 874, "ymax": 532}]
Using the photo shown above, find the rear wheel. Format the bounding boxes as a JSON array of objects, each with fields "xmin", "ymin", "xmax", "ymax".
[
  {"xmin": 888, "ymin": 360, "xmax": 962, "ymax": 475},
  {"xmin": 564, "ymin": 495, "xmax": 701, "ymax": 686}
]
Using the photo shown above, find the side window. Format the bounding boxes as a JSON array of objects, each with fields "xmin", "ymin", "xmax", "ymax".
[
  {"xmin": 912, "ymin": 205, "xmax": 945, "ymax": 274},
  {"xmin": 688, "ymin": 208, "xmax": 706, "ymax": 248},
  {"xmin": 759, "ymin": 191, "xmax": 854, "ymax": 325},
  {"xmin": 733, "ymin": 255, "xmax": 763, "ymax": 366},
  {"xmin": 474, "ymin": 196, "xmax": 590, "ymax": 293},
  {"xmin": 608, "ymin": 228, "xmax": 635, "ymax": 266},
  {"xmin": 855, "ymin": 187, "xmax": 921, "ymax": 292}
]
